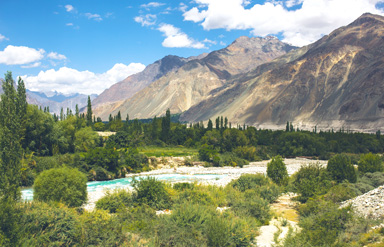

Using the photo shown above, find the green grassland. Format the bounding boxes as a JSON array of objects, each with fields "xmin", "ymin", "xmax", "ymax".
[{"xmin": 138, "ymin": 146, "xmax": 198, "ymax": 157}]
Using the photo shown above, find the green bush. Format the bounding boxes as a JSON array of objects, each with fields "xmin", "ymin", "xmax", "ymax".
[
  {"xmin": 358, "ymin": 153, "xmax": 383, "ymax": 174},
  {"xmin": 359, "ymin": 172, "xmax": 384, "ymax": 188},
  {"xmin": 206, "ymin": 216, "xmax": 232, "ymax": 247},
  {"xmin": 230, "ymin": 174, "xmax": 270, "ymax": 192},
  {"xmin": 198, "ymin": 144, "xmax": 218, "ymax": 162},
  {"xmin": 267, "ymin": 155, "xmax": 289, "ymax": 186},
  {"xmin": 255, "ymin": 184, "xmax": 280, "ymax": 203},
  {"xmin": 132, "ymin": 176, "xmax": 171, "ymax": 210},
  {"xmin": 96, "ymin": 189, "xmax": 133, "ymax": 213},
  {"xmin": 327, "ymin": 154, "xmax": 357, "ymax": 183},
  {"xmin": 231, "ymin": 196, "xmax": 271, "ymax": 225},
  {"xmin": 173, "ymin": 182, "xmax": 195, "ymax": 191},
  {"xmin": 33, "ymin": 166, "xmax": 87, "ymax": 207},
  {"xmin": 233, "ymin": 146, "xmax": 260, "ymax": 161},
  {"xmin": 292, "ymin": 163, "xmax": 332, "ymax": 202},
  {"xmin": 215, "ymin": 152, "xmax": 248, "ymax": 168},
  {"xmin": 323, "ymin": 183, "xmax": 358, "ymax": 203},
  {"xmin": 20, "ymin": 201, "xmax": 82, "ymax": 246},
  {"xmin": 176, "ymin": 189, "xmax": 214, "ymax": 206}
]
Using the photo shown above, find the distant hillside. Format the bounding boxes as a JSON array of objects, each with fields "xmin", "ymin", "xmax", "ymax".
[
  {"xmin": 103, "ymin": 36, "xmax": 296, "ymax": 120},
  {"xmin": 180, "ymin": 13, "xmax": 384, "ymax": 132}
]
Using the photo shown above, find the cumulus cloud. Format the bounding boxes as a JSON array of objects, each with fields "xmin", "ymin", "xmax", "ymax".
[
  {"xmin": 158, "ymin": 24, "xmax": 206, "ymax": 49},
  {"xmin": 0, "ymin": 45, "xmax": 45, "ymax": 65},
  {"xmin": 47, "ymin": 52, "xmax": 67, "ymax": 60},
  {"xmin": 134, "ymin": 14, "xmax": 157, "ymax": 26},
  {"xmin": 85, "ymin": 13, "xmax": 103, "ymax": 21},
  {"xmin": 22, "ymin": 63, "xmax": 146, "ymax": 95},
  {"xmin": 0, "ymin": 34, "xmax": 9, "ymax": 42},
  {"xmin": 65, "ymin": 4, "xmax": 74, "ymax": 12},
  {"xmin": 183, "ymin": 0, "xmax": 384, "ymax": 46},
  {"xmin": 21, "ymin": 62, "xmax": 41, "ymax": 69}
]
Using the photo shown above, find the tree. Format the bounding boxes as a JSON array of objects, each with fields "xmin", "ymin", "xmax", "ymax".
[
  {"xmin": 267, "ymin": 155, "xmax": 288, "ymax": 186},
  {"xmin": 161, "ymin": 109, "xmax": 171, "ymax": 142},
  {"xmin": 327, "ymin": 154, "xmax": 357, "ymax": 183},
  {"xmin": 207, "ymin": 119, "xmax": 213, "ymax": 131},
  {"xmin": 215, "ymin": 117, "xmax": 220, "ymax": 130},
  {"xmin": 74, "ymin": 127, "xmax": 100, "ymax": 152},
  {"xmin": 34, "ymin": 166, "xmax": 87, "ymax": 207},
  {"xmin": 75, "ymin": 104, "xmax": 79, "ymax": 118},
  {"xmin": 86, "ymin": 95, "xmax": 93, "ymax": 126},
  {"xmin": 358, "ymin": 153, "xmax": 383, "ymax": 173}
]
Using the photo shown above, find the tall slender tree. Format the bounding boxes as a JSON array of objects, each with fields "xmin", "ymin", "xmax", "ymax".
[
  {"xmin": 0, "ymin": 72, "xmax": 23, "ymax": 244},
  {"xmin": 86, "ymin": 96, "xmax": 92, "ymax": 126},
  {"xmin": 207, "ymin": 119, "xmax": 213, "ymax": 131},
  {"xmin": 161, "ymin": 109, "xmax": 171, "ymax": 142}
]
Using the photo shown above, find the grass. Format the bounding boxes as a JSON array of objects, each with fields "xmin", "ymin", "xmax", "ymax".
[{"xmin": 138, "ymin": 146, "xmax": 198, "ymax": 157}]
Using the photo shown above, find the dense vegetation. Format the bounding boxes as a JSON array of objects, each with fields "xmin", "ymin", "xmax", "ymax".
[{"xmin": 1, "ymin": 71, "xmax": 384, "ymax": 246}]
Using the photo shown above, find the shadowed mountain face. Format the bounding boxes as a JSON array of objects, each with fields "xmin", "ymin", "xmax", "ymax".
[
  {"xmin": 101, "ymin": 36, "xmax": 296, "ymax": 120},
  {"xmin": 180, "ymin": 13, "xmax": 384, "ymax": 132}
]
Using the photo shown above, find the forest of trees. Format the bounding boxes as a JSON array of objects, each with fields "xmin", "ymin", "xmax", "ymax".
[{"xmin": 1, "ymin": 71, "xmax": 384, "ymax": 246}]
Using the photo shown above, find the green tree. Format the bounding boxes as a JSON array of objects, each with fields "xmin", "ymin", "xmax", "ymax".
[
  {"xmin": 74, "ymin": 127, "xmax": 100, "ymax": 152},
  {"xmin": 358, "ymin": 153, "xmax": 383, "ymax": 173},
  {"xmin": 132, "ymin": 176, "xmax": 171, "ymax": 210},
  {"xmin": 327, "ymin": 154, "xmax": 357, "ymax": 183},
  {"xmin": 0, "ymin": 72, "xmax": 23, "ymax": 245},
  {"xmin": 161, "ymin": 109, "xmax": 171, "ymax": 142},
  {"xmin": 34, "ymin": 166, "xmax": 87, "ymax": 207},
  {"xmin": 86, "ymin": 95, "xmax": 92, "ymax": 126},
  {"xmin": 207, "ymin": 119, "xmax": 213, "ymax": 131},
  {"xmin": 267, "ymin": 155, "xmax": 288, "ymax": 186}
]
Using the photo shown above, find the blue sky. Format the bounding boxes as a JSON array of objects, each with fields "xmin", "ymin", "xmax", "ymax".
[{"xmin": 1, "ymin": 0, "xmax": 383, "ymax": 95}]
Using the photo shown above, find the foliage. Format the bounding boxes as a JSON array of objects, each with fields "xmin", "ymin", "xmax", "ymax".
[
  {"xmin": 231, "ymin": 195, "xmax": 271, "ymax": 225},
  {"xmin": 214, "ymin": 152, "xmax": 248, "ymax": 167},
  {"xmin": 267, "ymin": 155, "xmax": 289, "ymax": 186},
  {"xmin": 19, "ymin": 201, "xmax": 82, "ymax": 246},
  {"xmin": 359, "ymin": 172, "xmax": 384, "ymax": 188},
  {"xmin": 138, "ymin": 146, "xmax": 198, "ymax": 157},
  {"xmin": 96, "ymin": 189, "xmax": 133, "ymax": 213},
  {"xmin": 327, "ymin": 154, "xmax": 357, "ymax": 183},
  {"xmin": 74, "ymin": 126, "xmax": 100, "ymax": 152},
  {"xmin": 34, "ymin": 166, "xmax": 87, "ymax": 207},
  {"xmin": 233, "ymin": 146, "xmax": 260, "ymax": 161},
  {"xmin": 358, "ymin": 153, "xmax": 383, "ymax": 174},
  {"xmin": 132, "ymin": 176, "xmax": 171, "ymax": 210},
  {"xmin": 292, "ymin": 163, "xmax": 332, "ymax": 202},
  {"xmin": 230, "ymin": 174, "xmax": 270, "ymax": 192},
  {"xmin": 323, "ymin": 182, "xmax": 358, "ymax": 203},
  {"xmin": 198, "ymin": 144, "xmax": 218, "ymax": 162}
]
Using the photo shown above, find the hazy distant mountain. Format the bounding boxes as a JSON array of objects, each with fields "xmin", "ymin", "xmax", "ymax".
[
  {"xmin": 92, "ymin": 53, "xmax": 208, "ymax": 119},
  {"xmin": 27, "ymin": 90, "xmax": 97, "ymax": 115},
  {"xmin": 101, "ymin": 36, "xmax": 296, "ymax": 120},
  {"xmin": 180, "ymin": 13, "xmax": 384, "ymax": 132}
]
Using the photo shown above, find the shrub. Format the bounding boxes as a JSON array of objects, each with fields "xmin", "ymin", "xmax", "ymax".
[
  {"xmin": 33, "ymin": 166, "xmax": 87, "ymax": 207},
  {"xmin": 323, "ymin": 183, "xmax": 358, "ymax": 203},
  {"xmin": 96, "ymin": 189, "xmax": 133, "ymax": 213},
  {"xmin": 327, "ymin": 154, "xmax": 357, "ymax": 183},
  {"xmin": 255, "ymin": 184, "xmax": 280, "ymax": 203},
  {"xmin": 231, "ymin": 196, "xmax": 271, "ymax": 225},
  {"xmin": 176, "ymin": 189, "xmax": 214, "ymax": 206},
  {"xmin": 230, "ymin": 174, "xmax": 270, "ymax": 192},
  {"xmin": 292, "ymin": 163, "xmax": 332, "ymax": 202},
  {"xmin": 132, "ymin": 176, "xmax": 171, "ymax": 210},
  {"xmin": 359, "ymin": 172, "xmax": 384, "ymax": 188},
  {"xmin": 215, "ymin": 152, "xmax": 248, "ymax": 168},
  {"xmin": 233, "ymin": 146, "xmax": 260, "ymax": 161},
  {"xmin": 198, "ymin": 144, "xmax": 217, "ymax": 162},
  {"xmin": 206, "ymin": 216, "xmax": 232, "ymax": 247},
  {"xmin": 173, "ymin": 182, "xmax": 195, "ymax": 191},
  {"xmin": 267, "ymin": 155, "xmax": 289, "ymax": 186},
  {"xmin": 20, "ymin": 201, "xmax": 82, "ymax": 246},
  {"xmin": 358, "ymin": 153, "xmax": 383, "ymax": 174}
]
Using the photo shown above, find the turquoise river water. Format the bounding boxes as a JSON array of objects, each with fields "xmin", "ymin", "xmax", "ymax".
[{"xmin": 21, "ymin": 173, "xmax": 228, "ymax": 201}]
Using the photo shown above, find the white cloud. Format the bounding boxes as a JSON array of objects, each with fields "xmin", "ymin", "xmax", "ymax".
[
  {"xmin": 0, "ymin": 34, "xmax": 9, "ymax": 42},
  {"xmin": 203, "ymin": 38, "xmax": 217, "ymax": 45},
  {"xmin": 22, "ymin": 63, "xmax": 146, "ymax": 95},
  {"xmin": 183, "ymin": 0, "xmax": 384, "ymax": 46},
  {"xmin": 85, "ymin": 13, "xmax": 103, "ymax": 21},
  {"xmin": 158, "ymin": 23, "xmax": 206, "ymax": 49},
  {"xmin": 65, "ymin": 4, "xmax": 74, "ymax": 12},
  {"xmin": 134, "ymin": 14, "xmax": 157, "ymax": 26},
  {"xmin": 47, "ymin": 52, "xmax": 67, "ymax": 60},
  {"xmin": 179, "ymin": 3, "xmax": 188, "ymax": 12},
  {"xmin": 21, "ymin": 62, "xmax": 41, "ymax": 69},
  {"xmin": 66, "ymin": 23, "xmax": 74, "ymax": 26},
  {"xmin": 0, "ymin": 45, "xmax": 45, "ymax": 65},
  {"xmin": 141, "ymin": 2, "xmax": 165, "ymax": 8}
]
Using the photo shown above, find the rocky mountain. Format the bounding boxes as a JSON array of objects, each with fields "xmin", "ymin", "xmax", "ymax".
[
  {"xmin": 180, "ymin": 13, "xmax": 384, "ymax": 132},
  {"xmin": 27, "ymin": 90, "xmax": 97, "ymax": 115},
  {"xmin": 92, "ymin": 54, "xmax": 207, "ymax": 119},
  {"xmin": 101, "ymin": 36, "xmax": 296, "ymax": 120}
]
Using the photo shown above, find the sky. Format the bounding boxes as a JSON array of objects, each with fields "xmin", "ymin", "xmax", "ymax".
[{"xmin": 0, "ymin": 0, "xmax": 384, "ymax": 95}]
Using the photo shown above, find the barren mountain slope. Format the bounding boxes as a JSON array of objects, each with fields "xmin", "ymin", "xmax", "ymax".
[
  {"xmin": 106, "ymin": 36, "xmax": 296, "ymax": 120},
  {"xmin": 181, "ymin": 13, "xmax": 384, "ymax": 132}
]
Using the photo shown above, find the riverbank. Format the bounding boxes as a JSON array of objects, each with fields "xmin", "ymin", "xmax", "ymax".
[{"xmin": 84, "ymin": 158, "xmax": 326, "ymax": 211}]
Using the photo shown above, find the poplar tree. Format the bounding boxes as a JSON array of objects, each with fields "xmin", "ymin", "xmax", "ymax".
[
  {"xmin": 0, "ymin": 72, "xmax": 23, "ymax": 244},
  {"xmin": 207, "ymin": 119, "xmax": 213, "ymax": 131},
  {"xmin": 161, "ymin": 109, "xmax": 171, "ymax": 142},
  {"xmin": 86, "ymin": 96, "xmax": 92, "ymax": 126}
]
